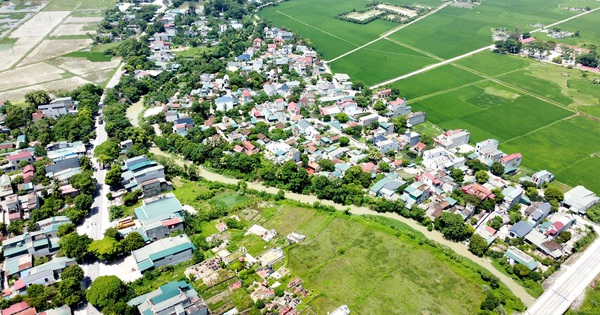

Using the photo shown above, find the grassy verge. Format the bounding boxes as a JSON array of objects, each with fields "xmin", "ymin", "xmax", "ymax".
[{"xmin": 62, "ymin": 50, "xmax": 112, "ymax": 62}]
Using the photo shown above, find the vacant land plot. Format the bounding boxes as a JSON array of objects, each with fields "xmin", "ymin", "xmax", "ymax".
[
  {"xmin": 329, "ymin": 39, "xmax": 437, "ymax": 85},
  {"xmin": 43, "ymin": 0, "xmax": 117, "ymax": 11},
  {"xmin": 377, "ymin": 4, "xmax": 418, "ymax": 17},
  {"xmin": 0, "ymin": 76, "xmax": 93, "ymax": 102},
  {"xmin": 49, "ymin": 57, "xmax": 120, "ymax": 76},
  {"xmin": 209, "ymin": 193, "xmax": 252, "ymax": 209},
  {"xmin": 258, "ymin": 203, "xmax": 520, "ymax": 314},
  {"xmin": 501, "ymin": 116, "xmax": 600, "ymax": 191},
  {"xmin": 0, "ymin": 62, "xmax": 65, "ymax": 90},
  {"xmin": 344, "ymin": 10, "xmax": 382, "ymax": 22},
  {"xmin": 20, "ymin": 38, "xmax": 92, "ymax": 65},
  {"xmin": 1, "ymin": 10, "xmax": 69, "ymax": 70}
]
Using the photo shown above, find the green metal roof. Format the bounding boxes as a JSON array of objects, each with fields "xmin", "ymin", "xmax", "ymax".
[
  {"xmin": 134, "ymin": 195, "xmax": 183, "ymax": 221},
  {"xmin": 504, "ymin": 247, "xmax": 538, "ymax": 270},
  {"xmin": 150, "ymin": 288, "xmax": 180, "ymax": 305},
  {"xmin": 137, "ymin": 259, "xmax": 155, "ymax": 272},
  {"xmin": 149, "ymin": 243, "xmax": 195, "ymax": 261},
  {"xmin": 129, "ymin": 160, "xmax": 156, "ymax": 172}
]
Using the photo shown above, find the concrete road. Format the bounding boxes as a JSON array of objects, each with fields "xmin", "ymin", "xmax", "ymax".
[{"xmin": 525, "ymin": 224, "xmax": 600, "ymax": 315}]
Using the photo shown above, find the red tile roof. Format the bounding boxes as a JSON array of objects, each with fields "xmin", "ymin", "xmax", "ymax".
[
  {"xmin": 2, "ymin": 302, "xmax": 30, "ymax": 315},
  {"xmin": 8, "ymin": 151, "xmax": 32, "ymax": 162}
]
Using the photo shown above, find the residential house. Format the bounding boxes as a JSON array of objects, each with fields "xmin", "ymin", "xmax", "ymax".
[
  {"xmin": 38, "ymin": 98, "xmax": 76, "ymax": 118},
  {"xmin": 563, "ymin": 186, "xmax": 599, "ymax": 214},
  {"xmin": 36, "ymin": 216, "xmax": 70, "ymax": 230},
  {"xmin": 509, "ymin": 221, "xmax": 533, "ymax": 238},
  {"xmin": 530, "ymin": 170, "xmax": 554, "ymax": 187},
  {"xmin": 435, "ymin": 129, "xmax": 470, "ymax": 150},
  {"xmin": 11, "ymin": 257, "xmax": 76, "ymax": 293},
  {"xmin": 121, "ymin": 156, "xmax": 171, "ymax": 195},
  {"xmin": 0, "ymin": 174, "xmax": 13, "ymax": 197},
  {"xmin": 545, "ymin": 213, "xmax": 575, "ymax": 237},
  {"xmin": 500, "ymin": 153, "xmax": 522, "ymax": 173},
  {"xmin": 359, "ymin": 113, "xmax": 379, "ymax": 128},
  {"xmin": 0, "ymin": 302, "xmax": 35, "ymax": 315},
  {"xmin": 386, "ymin": 98, "xmax": 411, "ymax": 117},
  {"xmin": 46, "ymin": 141, "xmax": 86, "ymax": 161},
  {"xmin": 504, "ymin": 246, "xmax": 538, "ymax": 270},
  {"xmin": 1, "ymin": 220, "xmax": 69, "ymax": 259},
  {"xmin": 462, "ymin": 183, "xmax": 495, "ymax": 200},
  {"xmin": 402, "ymin": 181, "xmax": 430, "ymax": 207},
  {"xmin": 374, "ymin": 138, "xmax": 398, "ymax": 154},
  {"xmin": 44, "ymin": 155, "xmax": 80, "ymax": 176},
  {"xmin": 215, "ymin": 95, "xmax": 238, "ymax": 112},
  {"xmin": 134, "ymin": 193, "xmax": 185, "ymax": 241},
  {"xmin": 525, "ymin": 202, "xmax": 551, "ymax": 226},
  {"xmin": 501, "ymin": 186, "xmax": 523, "ymax": 210},
  {"xmin": 406, "ymin": 111, "xmax": 426, "ymax": 126},
  {"xmin": 127, "ymin": 281, "xmax": 208, "ymax": 315},
  {"xmin": 22, "ymin": 165, "xmax": 34, "ymax": 183},
  {"xmin": 7, "ymin": 151, "xmax": 33, "ymax": 169},
  {"xmin": 132, "ymin": 235, "xmax": 195, "ymax": 272},
  {"xmin": 36, "ymin": 305, "xmax": 71, "ymax": 315}
]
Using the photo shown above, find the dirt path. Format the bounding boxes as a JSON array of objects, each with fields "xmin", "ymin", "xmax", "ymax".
[
  {"xmin": 126, "ymin": 97, "xmax": 144, "ymax": 127},
  {"xmin": 149, "ymin": 146, "xmax": 535, "ymax": 305}
]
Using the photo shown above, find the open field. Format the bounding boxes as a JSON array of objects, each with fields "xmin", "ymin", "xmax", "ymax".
[
  {"xmin": 0, "ymin": 0, "xmax": 119, "ymax": 102},
  {"xmin": 329, "ymin": 39, "xmax": 437, "ymax": 85},
  {"xmin": 20, "ymin": 38, "xmax": 92, "ymax": 64},
  {"xmin": 502, "ymin": 116, "xmax": 600, "ymax": 192},
  {"xmin": 257, "ymin": 203, "xmax": 522, "ymax": 314},
  {"xmin": 258, "ymin": 0, "xmax": 443, "ymax": 59}
]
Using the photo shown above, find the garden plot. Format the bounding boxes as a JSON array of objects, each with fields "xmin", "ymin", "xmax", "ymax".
[
  {"xmin": 1, "ymin": 11, "xmax": 69, "ymax": 70},
  {"xmin": 0, "ymin": 62, "xmax": 64, "ymax": 91},
  {"xmin": 19, "ymin": 38, "xmax": 91, "ymax": 65}
]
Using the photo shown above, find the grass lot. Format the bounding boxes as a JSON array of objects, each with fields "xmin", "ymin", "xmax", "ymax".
[
  {"xmin": 91, "ymin": 41, "xmax": 121, "ymax": 53},
  {"xmin": 48, "ymin": 34, "xmax": 91, "ymax": 40},
  {"xmin": 329, "ymin": 39, "xmax": 438, "ymax": 85},
  {"xmin": 567, "ymin": 277, "xmax": 600, "ymax": 314},
  {"xmin": 209, "ymin": 192, "xmax": 252, "ymax": 209},
  {"xmin": 393, "ymin": 64, "xmax": 483, "ymax": 99},
  {"xmin": 258, "ymin": 0, "xmax": 443, "ymax": 59},
  {"xmin": 62, "ymin": 50, "xmax": 113, "ymax": 62},
  {"xmin": 256, "ymin": 203, "xmax": 522, "ymax": 314}
]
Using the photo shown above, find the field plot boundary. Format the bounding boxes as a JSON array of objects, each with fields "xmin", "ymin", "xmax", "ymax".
[{"xmin": 273, "ymin": 10, "xmax": 360, "ymax": 47}]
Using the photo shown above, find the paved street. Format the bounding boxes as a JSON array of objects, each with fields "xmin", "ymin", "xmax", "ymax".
[{"xmin": 525, "ymin": 223, "xmax": 600, "ymax": 315}]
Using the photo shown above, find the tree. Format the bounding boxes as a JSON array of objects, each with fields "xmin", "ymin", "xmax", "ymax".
[
  {"xmin": 318, "ymin": 159, "xmax": 335, "ymax": 172},
  {"xmin": 26, "ymin": 284, "xmax": 48, "ymax": 310},
  {"xmin": 543, "ymin": 187, "xmax": 564, "ymax": 203},
  {"xmin": 514, "ymin": 263, "xmax": 531, "ymax": 279},
  {"xmin": 24, "ymin": 90, "xmax": 50, "ymax": 106},
  {"xmin": 488, "ymin": 216, "xmax": 503, "ymax": 229},
  {"xmin": 57, "ymin": 223, "xmax": 76, "ymax": 237},
  {"xmin": 480, "ymin": 292, "xmax": 500, "ymax": 310},
  {"xmin": 447, "ymin": 168, "xmax": 463, "ymax": 185},
  {"xmin": 94, "ymin": 140, "xmax": 120, "ymax": 166},
  {"xmin": 59, "ymin": 277, "xmax": 84, "ymax": 307},
  {"xmin": 104, "ymin": 227, "xmax": 122, "ymax": 240},
  {"xmin": 59, "ymin": 233, "xmax": 92, "ymax": 261},
  {"xmin": 556, "ymin": 231, "xmax": 572, "ymax": 244},
  {"xmin": 61, "ymin": 265, "xmax": 84, "ymax": 282},
  {"xmin": 105, "ymin": 163, "xmax": 123, "ymax": 186},
  {"xmin": 378, "ymin": 162, "xmax": 390, "ymax": 173},
  {"xmin": 86, "ymin": 276, "xmax": 128, "ymax": 310},
  {"xmin": 338, "ymin": 136, "xmax": 350, "ymax": 147},
  {"xmin": 70, "ymin": 170, "xmax": 96, "ymax": 195},
  {"xmin": 334, "ymin": 113, "xmax": 349, "ymax": 123},
  {"xmin": 123, "ymin": 232, "xmax": 146, "ymax": 252},
  {"xmin": 526, "ymin": 187, "xmax": 542, "ymax": 201},
  {"xmin": 475, "ymin": 170, "xmax": 489, "ymax": 184},
  {"xmin": 437, "ymin": 212, "xmax": 474, "ymax": 241},
  {"xmin": 490, "ymin": 162, "xmax": 505, "ymax": 176},
  {"xmin": 74, "ymin": 193, "xmax": 93, "ymax": 211},
  {"xmin": 577, "ymin": 51, "xmax": 599, "ymax": 68},
  {"xmin": 88, "ymin": 237, "xmax": 123, "ymax": 261},
  {"xmin": 468, "ymin": 234, "xmax": 488, "ymax": 257},
  {"xmin": 79, "ymin": 156, "xmax": 92, "ymax": 171}
]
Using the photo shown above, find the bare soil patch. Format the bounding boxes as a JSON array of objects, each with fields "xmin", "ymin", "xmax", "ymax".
[
  {"xmin": 345, "ymin": 9, "xmax": 383, "ymax": 21},
  {"xmin": 51, "ymin": 57, "xmax": 120, "ymax": 75},
  {"xmin": 0, "ymin": 62, "xmax": 64, "ymax": 91},
  {"xmin": 376, "ymin": 4, "xmax": 418, "ymax": 17},
  {"xmin": 19, "ymin": 38, "xmax": 92, "ymax": 65}
]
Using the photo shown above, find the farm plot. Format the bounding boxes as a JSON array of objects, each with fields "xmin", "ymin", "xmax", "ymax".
[
  {"xmin": 501, "ymin": 116, "xmax": 600, "ymax": 193},
  {"xmin": 388, "ymin": 0, "xmax": 596, "ymax": 60},
  {"xmin": 49, "ymin": 57, "xmax": 120, "ymax": 76},
  {"xmin": 329, "ymin": 39, "xmax": 438, "ymax": 85},
  {"xmin": 1, "ymin": 10, "xmax": 70, "ymax": 71},
  {"xmin": 258, "ymin": 0, "xmax": 442, "ymax": 60},
  {"xmin": 410, "ymin": 82, "xmax": 573, "ymax": 142}
]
